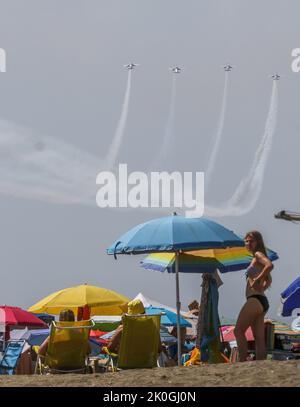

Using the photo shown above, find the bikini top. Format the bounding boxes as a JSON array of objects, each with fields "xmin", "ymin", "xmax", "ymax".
[{"xmin": 245, "ymin": 264, "xmax": 261, "ymax": 279}]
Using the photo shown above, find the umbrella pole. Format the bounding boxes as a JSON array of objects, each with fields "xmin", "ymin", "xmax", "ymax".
[{"xmin": 175, "ymin": 252, "xmax": 182, "ymax": 366}]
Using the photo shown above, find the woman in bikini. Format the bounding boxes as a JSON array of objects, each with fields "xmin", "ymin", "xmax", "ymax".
[{"xmin": 234, "ymin": 231, "xmax": 274, "ymax": 362}]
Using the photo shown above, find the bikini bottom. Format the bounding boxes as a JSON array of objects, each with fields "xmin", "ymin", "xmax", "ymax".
[{"xmin": 247, "ymin": 294, "xmax": 269, "ymax": 313}]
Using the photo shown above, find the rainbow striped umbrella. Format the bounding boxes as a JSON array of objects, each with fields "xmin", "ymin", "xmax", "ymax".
[{"xmin": 141, "ymin": 247, "xmax": 279, "ymax": 274}]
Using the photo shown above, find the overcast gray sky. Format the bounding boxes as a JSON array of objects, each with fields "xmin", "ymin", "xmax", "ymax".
[{"xmin": 0, "ymin": 0, "xmax": 299, "ymax": 321}]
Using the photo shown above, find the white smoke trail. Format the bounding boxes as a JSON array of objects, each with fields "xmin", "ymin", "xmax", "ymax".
[
  {"xmin": 205, "ymin": 71, "xmax": 229, "ymax": 189},
  {"xmin": 203, "ymin": 81, "xmax": 278, "ymax": 217},
  {"xmin": 0, "ymin": 118, "xmax": 170, "ymax": 212},
  {"xmin": 106, "ymin": 70, "xmax": 132, "ymax": 169},
  {"xmin": 150, "ymin": 74, "xmax": 177, "ymax": 170},
  {"xmin": 0, "ymin": 118, "xmax": 104, "ymax": 206}
]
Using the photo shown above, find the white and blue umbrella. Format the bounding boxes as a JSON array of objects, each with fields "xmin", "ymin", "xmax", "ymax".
[
  {"xmin": 145, "ymin": 306, "xmax": 191, "ymax": 328},
  {"xmin": 280, "ymin": 277, "xmax": 300, "ymax": 317},
  {"xmin": 107, "ymin": 213, "xmax": 244, "ymax": 365}
]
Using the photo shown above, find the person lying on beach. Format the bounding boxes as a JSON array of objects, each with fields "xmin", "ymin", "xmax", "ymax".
[
  {"xmin": 106, "ymin": 299, "xmax": 163, "ymax": 354},
  {"xmin": 234, "ymin": 231, "xmax": 274, "ymax": 362}
]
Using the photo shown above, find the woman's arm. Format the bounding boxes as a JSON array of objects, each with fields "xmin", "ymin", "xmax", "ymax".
[
  {"xmin": 38, "ymin": 337, "xmax": 49, "ymax": 356},
  {"xmin": 251, "ymin": 251, "xmax": 273, "ymax": 286},
  {"xmin": 107, "ymin": 325, "xmax": 123, "ymax": 353}
]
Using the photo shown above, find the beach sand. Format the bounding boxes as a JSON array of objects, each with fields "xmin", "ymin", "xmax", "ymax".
[{"xmin": 0, "ymin": 360, "xmax": 299, "ymax": 387}]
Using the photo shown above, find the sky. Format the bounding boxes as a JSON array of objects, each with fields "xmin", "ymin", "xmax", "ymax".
[{"xmin": 0, "ymin": 0, "xmax": 300, "ymax": 322}]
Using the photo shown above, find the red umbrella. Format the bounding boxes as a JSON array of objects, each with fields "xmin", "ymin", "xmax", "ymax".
[
  {"xmin": 221, "ymin": 325, "xmax": 254, "ymax": 342},
  {"xmin": 0, "ymin": 305, "xmax": 47, "ymax": 340},
  {"xmin": 89, "ymin": 329, "xmax": 109, "ymax": 345}
]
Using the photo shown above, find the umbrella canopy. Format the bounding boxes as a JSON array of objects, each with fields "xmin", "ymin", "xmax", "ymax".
[
  {"xmin": 107, "ymin": 215, "xmax": 244, "ymax": 256},
  {"xmin": 141, "ymin": 247, "xmax": 279, "ymax": 274},
  {"xmin": 221, "ymin": 325, "xmax": 254, "ymax": 343},
  {"xmin": 145, "ymin": 306, "xmax": 192, "ymax": 328},
  {"xmin": 28, "ymin": 284, "xmax": 130, "ymax": 316},
  {"xmin": 107, "ymin": 214, "xmax": 244, "ymax": 366},
  {"xmin": 0, "ymin": 306, "xmax": 47, "ymax": 329},
  {"xmin": 281, "ymin": 277, "xmax": 300, "ymax": 299},
  {"xmin": 19, "ymin": 328, "xmax": 50, "ymax": 346},
  {"xmin": 280, "ymin": 277, "xmax": 300, "ymax": 317}
]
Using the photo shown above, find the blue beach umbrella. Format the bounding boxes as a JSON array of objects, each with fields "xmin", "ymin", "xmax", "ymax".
[
  {"xmin": 280, "ymin": 277, "xmax": 300, "ymax": 317},
  {"xmin": 145, "ymin": 306, "xmax": 192, "ymax": 328},
  {"xmin": 107, "ymin": 213, "xmax": 244, "ymax": 365}
]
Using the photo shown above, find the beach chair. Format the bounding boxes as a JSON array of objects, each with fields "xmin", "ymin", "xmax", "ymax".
[
  {"xmin": 0, "ymin": 340, "xmax": 25, "ymax": 375},
  {"xmin": 35, "ymin": 320, "xmax": 94, "ymax": 374},
  {"xmin": 104, "ymin": 314, "xmax": 161, "ymax": 371}
]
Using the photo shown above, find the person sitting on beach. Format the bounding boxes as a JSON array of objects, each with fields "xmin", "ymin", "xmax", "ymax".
[
  {"xmin": 234, "ymin": 231, "xmax": 274, "ymax": 362},
  {"xmin": 167, "ymin": 326, "xmax": 189, "ymax": 361},
  {"xmin": 107, "ymin": 299, "xmax": 163, "ymax": 354},
  {"xmin": 38, "ymin": 309, "xmax": 91, "ymax": 357}
]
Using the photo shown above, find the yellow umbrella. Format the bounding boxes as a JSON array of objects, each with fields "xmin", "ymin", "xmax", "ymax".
[{"xmin": 28, "ymin": 284, "xmax": 130, "ymax": 316}]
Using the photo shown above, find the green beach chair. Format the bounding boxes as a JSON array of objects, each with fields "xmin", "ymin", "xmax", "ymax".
[
  {"xmin": 35, "ymin": 319, "xmax": 94, "ymax": 374},
  {"xmin": 104, "ymin": 313, "xmax": 161, "ymax": 371}
]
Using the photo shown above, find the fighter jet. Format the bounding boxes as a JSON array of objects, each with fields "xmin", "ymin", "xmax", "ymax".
[
  {"xmin": 271, "ymin": 74, "xmax": 280, "ymax": 80},
  {"xmin": 275, "ymin": 210, "xmax": 300, "ymax": 221},
  {"xmin": 124, "ymin": 63, "xmax": 139, "ymax": 70},
  {"xmin": 223, "ymin": 64, "xmax": 233, "ymax": 72},
  {"xmin": 169, "ymin": 66, "xmax": 181, "ymax": 74}
]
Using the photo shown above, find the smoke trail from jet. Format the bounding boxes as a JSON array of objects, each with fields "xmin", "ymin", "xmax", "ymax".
[
  {"xmin": 205, "ymin": 71, "xmax": 229, "ymax": 190},
  {"xmin": 0, "ymin": 118, "xmax": 169, "ymax": 212},
  {"xmin": 106, "ymin": 70, "xmax": 132, "ymax": 169},
  {"xmin": 202, "ymin": 81, "xmax": 278, "ymax": 217},
  {"xmin": 150, "ymin": 74, "xmax": 177, "ymax": 170},
  {"xmin": 0, "ymin": 118, "xmax": 103, "ymax": 206}
]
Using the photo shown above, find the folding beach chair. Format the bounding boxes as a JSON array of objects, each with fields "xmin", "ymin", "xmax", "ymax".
[
  {"xmin": 0, "ymin": 340, "xmax": 25, "ymax": 375},
  {"xmin": 35, "ymin": 320, "xmax": 94, "ymax": 374},
  {"xmin": 104, "ymin": 314, "xmax": 161, "ymax": 371}
]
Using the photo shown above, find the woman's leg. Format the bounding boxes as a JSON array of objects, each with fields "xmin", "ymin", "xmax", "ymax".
[
  {"xmin": 234, "ymin": 298, "xmax": 263, "ymax": 362},
  {"xmin": 251, "ymin": 312, "xmax": 266, "ymax": 360}
]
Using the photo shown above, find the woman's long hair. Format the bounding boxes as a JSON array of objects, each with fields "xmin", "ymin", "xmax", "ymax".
[{"xmin": 245, "ymin": 230, "xmax": 267, "ymax": 256}]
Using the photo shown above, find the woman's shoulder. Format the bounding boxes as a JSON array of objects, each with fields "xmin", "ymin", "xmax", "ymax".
[
  {"xmin": 254, "ymin": 251, "xmax": 269, "ymax": 262},
  {"xmin": 254, "ymin": 251, "xmax": 274, "ymax": 269}
]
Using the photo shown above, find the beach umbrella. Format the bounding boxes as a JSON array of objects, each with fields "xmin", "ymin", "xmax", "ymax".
[
  {"xmin": 32, "ymin": 313, "xmax": 55, "ymax": 325},
  {"xmin": 221, "ymin": 325, "xmax": 254, "ymax": 343},
  {"xmin": 28, "ymin": 284, "xmax": 130, "ymax": 316},
  {"xmin": 280, "ymin": 277, "xmax": 300, "ymax": 317},
  {"xmin": 145, "ymin": 306, "xmax": 192, "ymax": 328},
  {"xmin": 141, "ymin": 247, "xmax": 279, "ymax": 274},
  {"xmin": 107, "ymin": 213, "xmax": 244, "ymax": 365},
  {"xmin": 0, "ymin": 305, "xmax": 47, "ymax": 342},
  {"xmin": 19, "ymin": 328, "xmax": 50, "ymax": 346},
  {"xmin": 0, "ymin": 306, "xmax": 47, "ymax": 329},
  {"xmin": 107, "ymin": 214, "xmax": 244, "ymax": 256}
]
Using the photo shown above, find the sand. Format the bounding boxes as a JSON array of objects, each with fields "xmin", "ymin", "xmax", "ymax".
[{"xmin": 0, "ymin": 360, "xmax": 299, "ymax": 387}]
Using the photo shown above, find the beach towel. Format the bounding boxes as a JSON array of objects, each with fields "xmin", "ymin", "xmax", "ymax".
[{"xmin": 200, "ymin": 277, "xmax": 226, "ymax": 363}]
